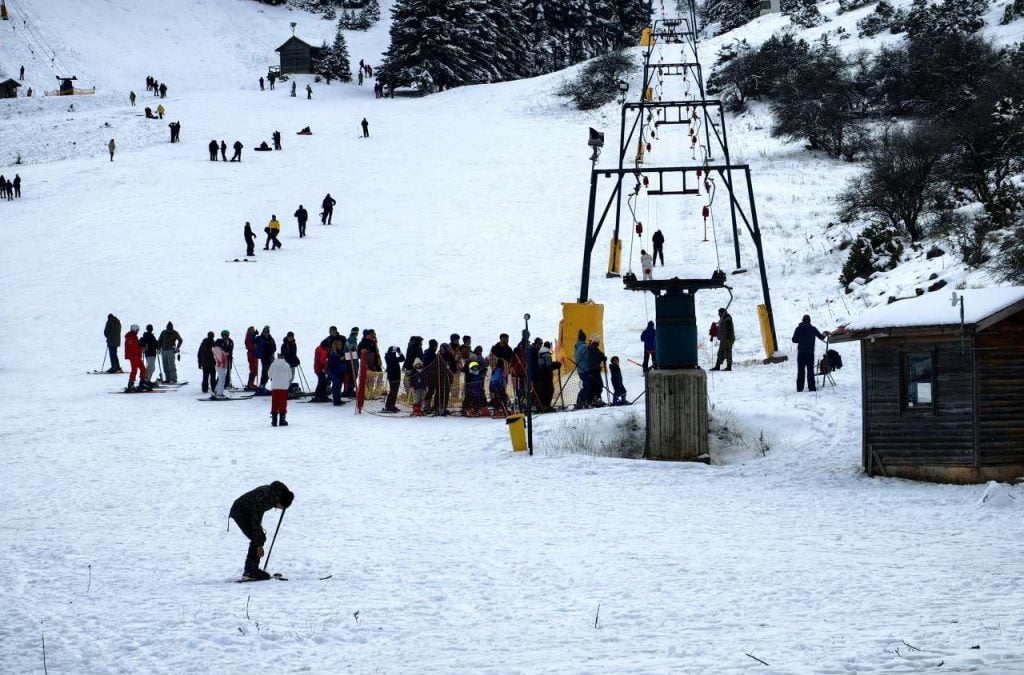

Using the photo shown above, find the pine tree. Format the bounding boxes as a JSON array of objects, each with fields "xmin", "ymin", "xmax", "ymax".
[{"xmin": 314, "ymin": 28, "xmax": 353, "ymax": 84}]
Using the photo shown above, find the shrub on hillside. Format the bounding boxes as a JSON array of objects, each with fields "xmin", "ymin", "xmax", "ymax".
[
  {"xmin": 558, "ymin": 50, "xmax": 636, "ymax": 110},
  {"xmin": 899, "ymin": 0, "xmax": 988, "ymax": 37},
  {"xmin": 838, "ymin": 0, "xmax": 874, "ymax": 13},
  {"xmin": 1003, "ymin": 0, "xmax": 1024, "ymax": 24},
  {"xmin": 699, "ymin": 0, "xmax": 763, "ymax": 34},
  {"xmin": 856, "ymin": 0, "xmax": 897, "ymax": 37},
  {"xmin": 782, "ymin": 0, "xmax": 826, "ymax": 28},
  {"xmin": 709, "ymin": 34, "xmax": 813, "ymax": 106},
  {"xmin": 839, "ymin": 223, "xmax": 904, "ymax": 289},
  {"xmin": 994, "ymin": 223, "xmax": 1024, "ymax": 283}
]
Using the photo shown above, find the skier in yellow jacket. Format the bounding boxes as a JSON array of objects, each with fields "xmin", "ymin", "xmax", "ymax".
[{"xmin": 264, "ymin": 215, "xmax": 282, "ymax": 250}]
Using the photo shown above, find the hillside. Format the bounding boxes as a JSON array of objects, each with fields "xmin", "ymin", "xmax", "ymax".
[{"xmin": 3, "ymin": 1, "xmax": 1024, "ymax": 673}]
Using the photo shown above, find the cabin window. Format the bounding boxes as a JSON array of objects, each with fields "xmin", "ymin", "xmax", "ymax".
[{"xmin": 902, "ymin": 351, "xmax": 935, "ymax": 411}]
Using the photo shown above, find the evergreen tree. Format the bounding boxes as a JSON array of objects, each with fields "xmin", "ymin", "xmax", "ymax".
[
  {"xmin": 314, "ymin": 28, "xmax": 353, "ymax": 83},
  {"xmin": 699, "ymin": 0, "xmax": 761, "ymax": 35}
]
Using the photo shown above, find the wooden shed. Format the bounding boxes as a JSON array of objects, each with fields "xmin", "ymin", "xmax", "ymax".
[
  {"xmin": 830, "ymin": 287, "xmax": 1024, "ymax": 484},
  {"xmin": 0, "ymin": 78, "xmax": 21, "ymax": 98},
  {"xmin": 275, "ymin": 36, "xmax": 322, "ymax": 75}
]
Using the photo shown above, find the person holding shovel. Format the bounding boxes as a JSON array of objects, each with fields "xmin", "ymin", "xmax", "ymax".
[{"xmin": 229, "ymin": 481, "xmax": 294, "ymax": 581}]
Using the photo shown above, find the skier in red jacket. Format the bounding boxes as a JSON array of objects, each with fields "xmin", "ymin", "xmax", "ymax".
[{"xmin": 124, "ymin": 324, "xmax": 152, "ymax": 392}]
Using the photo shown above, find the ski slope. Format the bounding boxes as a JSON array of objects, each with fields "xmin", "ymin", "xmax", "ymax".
[{"xmin": 2, "ymin": 0, "xmax": 1024, "ymax": 672}]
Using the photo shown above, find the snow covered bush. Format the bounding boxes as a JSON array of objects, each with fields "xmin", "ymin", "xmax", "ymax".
[
  {"xmin": 698, "ymin": 0, "xmax": 763, "ymax": 35},
  {"xmin": 837, "ymin": 0, "xmax": 874, "ymax": 12},
  {"xmin": 856, "ymin": 0, "xmax": 896, "ymax": 37},
  {"xmin": 839, "ymin": 223, "xmax": 904, "ymax": 289},
  {"xmin": 782, "ymin": 0, "xmax": 826, "ymax": 28},
  {"xmin": 898, "ymin": 0, "xmax": 988, "ymax": 37},
  {"xmin": 1003, "ymin": 0, "xmax": 1024, "ymax": 24},
  {"xmin": 557, "ymin": 50, "xmax": 636, "ymax": 110}
]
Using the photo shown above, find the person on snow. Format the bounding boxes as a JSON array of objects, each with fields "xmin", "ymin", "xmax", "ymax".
[
  {"xmin": 641, "ymin": 320, "xmax": 656, "ymax": 372},
  {"xmin": 230, "ymin": 140, "xmax": 243, "ymax": 162},
  {"xmin": 218, "ymin": 140, "xmax": 227, "ymax": 161},
  {"xmin": 104, "ymin": 313, "xmax": 123, "ymax": 373},
  {"xmin": 610, "ymin": 356, "xmax": 627, "ymax": 405},
  {"xmin": 268, "ymin": 72, "xmax": 276, "ymax": 90},
  {"xmin": 272, "ymin": 130, "xmax": 282, "ymax": 151},
  {"xmin": 108, "ymin": 139, "xmax": 116, "ymax": 162},
  {"xmin": 652, "ymin": 229, "xmax": 665, "ymax": 266},
  {"xmin": 573, "ymin": 330, "xmax": 590, "ymax": 408},
  {"xmin": 12, "ymin": 174, "xmax": 20, "ymax": 198},
  {"xmin": 410, "ymin": 358, "xmax": 428, "ymax": 416},
  {"xmin": 268, "ymin": 352, "xmax": 292, "ymax": 426},
  {"xmin": 156, "ymin": 103, "xmax": 165, "ymax": 119},
  {"xmin": 139, "ymin": 324, "xmax": 159, "ymax": 386},
  {"xmin": 159, "ymin": 82, "xmax": 167, "ymax": 98},
  {"xmin": 208, "ymin": 140, "xmax": 218, "ymax": 161},
  {"xmin": 197, "ymin": 331, "xmax": 216, "ymax": 394},
  {"xmin": 259, "ymin": 76, "xmax": 265, "ymax": 91},
  {"xmin": 359, "ymin": 329, "xmax": 383, "ymax": 395},
  {"xmin": 792, "ymin": 314, "xmax": 828, "ymax": 393},
  {"xmin": 489, "ymin": 333, "xmax": 514, "ymax": 366},
  {"xmin": 710, "ymin": 307, "xmax": 735, "ymax": 371},
  {"xmin": 327, "ymin": 339, "xmax": 347, "ymax": 406},
  {"xmin": 264, "ymin": 215, "xmax": 281, "ymax": 250},
  {"xmin": 129, "ymin": 90, "xmax": 136, "ymax": 106},
  {"xmin": 463, "ymin": 360, "xmax": 489, "ymax": 417},
  {"xmin": 281, "ymin": 332, "xmax": 300, "ymax": 384},
  {"xmin": 229, "ymin": 480, "xmax": 294, "ymax": 581},
  {"xmin": 294, "ymin": 205, "xmax": 308, "ymax": 238},
  {"xmin": 489, "ymin": 359, "xmax": 510, "ymax": 414},
  {"xmin": 343, "ymin": 327, "xmax": 361, "ymax": 397},
  {"xmin": 219, "ymin": 329, "xmax": 235, "ymax": 388},
  {"xmin": 124, "ymin": 324, "xmax": 151, "ymax": 391},
  {"xmin": 157, "ymin": 321, "xmax": 182, "ymax": 383},
  {"xmin": 255, "ymin": 326, "xmax": 277, "ymax": 393},
  {"xmin": 312, "ymin": 340, "xmax": 330, "ymax": 403},
  {"xmin": 537, "ymin": 341, "xmax": 559, "ymax": 412},
  {"xmin": 168, "ymin": 121, "xmax": 180, "ymax": 143},
  {"xmin": 321, "ymin": 193, "xmax": 336, "ymax": 225},
  {"xmin": 244, "ymin": 221, "xmax": 256, "ymax": 257},
  {"xmin": 290, "ymin": 81, "xmax": 296, "ymax": 97},
  {"xmin": 403, "ymin": 335, "xmax": 424, "ymax": 394},
  {"xmin": 212, "ymin": 337, "xmax": 229, "ymax": 399},
  {"xmin": 306, "ymin": 83, "xmax": 312, "ymax": 100},
  {"xmin": 244, "ymin": 326, "xmax": 259, "ymax": 390},
  {"xmin": 586, "ymin": 336, "xmax": 607, "ymax": 407},
  {"xmin": 640, "ymin": 249, "xmax": 654, "ymax": 280},
  {"xmin": 361, "ymin": 117, "xmax": 369, "ymax": 138},
  {"xmin": 383, "ymin": 345, "xmax": 405, "ymax": 412}
]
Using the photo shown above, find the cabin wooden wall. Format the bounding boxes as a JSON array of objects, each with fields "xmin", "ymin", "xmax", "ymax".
[
  {"xmin": 279, "ymin": 45, "xmax": 311, "ymax": 74},
  {"xmin": 976, "ymin": 311, "xmax": 1024, "ymax": 465}
]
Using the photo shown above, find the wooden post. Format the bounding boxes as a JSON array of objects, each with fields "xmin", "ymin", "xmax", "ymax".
[{"xmin": 645, "ymin": 369, "xmax": 709, "ymax": 461}]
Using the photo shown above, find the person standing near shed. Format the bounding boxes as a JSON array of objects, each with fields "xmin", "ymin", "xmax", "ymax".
[
  {"xmin": 640, "ymin": 320, "xmax": 656, "ymax": 372},
  {"xmin": 640, "ymin": 249, "xmax": 654, "ymax": 280},
  {"xmin": 652, "ymin": 229, "xmax": 665, "ymax": 266},
  {"xmin": 710, "ymin": 307, "xmax": 734, "ymax": 371},
  {"xmin": 792, "ymin": 314, "xmax": 827, "ymax": 392}
]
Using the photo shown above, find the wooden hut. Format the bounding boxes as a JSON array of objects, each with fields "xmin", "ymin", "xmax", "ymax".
[
  {"xmin": 0, "ymin": 78, "xmax": 21, "ymax": 98},
  {"xmin": 830, "ymin": 287, "xmax": 1024, "ymax": 484},
  {"xmin": 275, "ymin": 36, "xmax": 322, "ymax": 75}
]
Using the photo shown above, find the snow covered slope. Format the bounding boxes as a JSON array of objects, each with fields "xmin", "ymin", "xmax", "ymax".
[{"xmin": 2, "ymin": 1, "xmax": 1024, "ymax": 673}]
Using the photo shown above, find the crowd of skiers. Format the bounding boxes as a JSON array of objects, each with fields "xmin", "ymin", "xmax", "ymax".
[
  {"xmin": 145, "ymin": 75, "xmax": 168, "ymax": 98},
  {"xmin": 0, "ymin": 173, "xmax": 21, "ymax": 200}
]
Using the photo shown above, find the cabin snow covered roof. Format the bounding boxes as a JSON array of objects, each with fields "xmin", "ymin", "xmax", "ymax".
[
  {"xmin": 830, "ymin": 286, "xmax": 1024, "ymax": 342},
  {"xmin": 275, "ymin": 36, "xmax": 316, "ymax": 52}
]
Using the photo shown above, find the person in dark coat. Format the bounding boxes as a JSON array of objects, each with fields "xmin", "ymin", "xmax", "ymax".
[
  {"xmin": 710, "ymin": 308, "xmax": 734, "ymax": 371},
  {"xmin": 536, "ymin": 341, "xmax": 558, "ymax": 412},
  {"xmin": 197, "ymin": 331, "xmax": 216, "ymax": 393},
  {"xmin": 259, "ymin": 76, "xmax": 265, "ymax": 91},
  {"xmin": 792, "ymin": 314, "xmax": 827, "ymax": 392},
  {"xmin": 652, "ymin": 229, "xmax": 665, "ymax": 266},
  {"xmin": 159, "ymin": 82, "xmax": 167, "ymax": 98},
  {"xmin": 586, "ymin": 336, "xmax": 607, "ymax": 406},
  {"xmin": 229, "ymin": 481, "xmax": 294, "ymax": 581},
  {"xmin": 244, "ymin": 221, "xmax": 256, "ymax": 257},
  {"xmin": 104, "ymin": 313, "xmax": 123, "ymax": 373},
  {"xmin": 12, "ymin": 174, "xmax": 21, "ymax": 198},
  {"xmin": 230, "ymin": 140, "xmax": 243, "ymax": 162},
  {"xmin": 640, "ymin": 320, "xmax": 656, "ymax": 372},
  {"xmin": 272, "ymin": 130, "xmax": 282, "ymax": 150},
  {"xmin": 361, "ymin": 117, "xmax": 369, "ymax": 138},
  {"xmin": 609, "ymin": 356, "xmax": 627, "ymax": 405},
  {"xmin": 255, "ymin": 326, "xmax": 277, "ymax": 392},
  {"xmin": 294, "ymin": 205, "xmax": 308, "ymax": 238},
  {"xmin": 489, "ymin": 333, "xmax": 514, "ymax": 365},
  {"xmin": 208, "ymin": 140, "xmax": 218, "ymax": 161},
  {"xmin": 219, "ymin": 329, "xmax": 235, "ymax": 388},
  {"xmin": 321, "ymin": 193, "xmax": 336, "ymax": 224},
  {"xmin": 383, "ymin": 345, "xmax": 405, "ymax": 412},
  {"xmin": 281, "ymin": 331, "xmax": 300, "ymax": 384},
  {"xmin": 220, "ymin": 140, "xmax": 227, "ymax": 161},
  {"xmin": 327, "ymin": 340, "xmax": 346, "ymax": 405},
  {"xmin": 139, "ymin": 324, "xmax": 160, "ymax": 385}
]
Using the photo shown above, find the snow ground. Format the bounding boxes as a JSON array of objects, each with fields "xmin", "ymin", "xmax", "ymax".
[{"xmin": 2, "ymin": 1, "xmax": 1024, "ymax": 673}]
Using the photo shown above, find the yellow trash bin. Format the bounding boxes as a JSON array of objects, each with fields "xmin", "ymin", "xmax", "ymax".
[{"xmin": 506, "ymin": 414, "xmax": 527, "ymax": 452}]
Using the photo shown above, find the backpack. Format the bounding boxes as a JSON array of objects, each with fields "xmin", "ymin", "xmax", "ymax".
[{"xmin": 825, "ymin": 349, "xmax": 843, "ymax": 371}]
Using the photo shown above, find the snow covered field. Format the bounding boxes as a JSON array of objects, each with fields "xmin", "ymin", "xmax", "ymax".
[{"xmin": 2, "ymin": 1, "xmax": 1024, "ymax": 672}]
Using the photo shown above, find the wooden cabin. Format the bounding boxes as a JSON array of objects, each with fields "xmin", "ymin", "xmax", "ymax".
[
  {"xmin": 275, "ymin": 36, "xmax": 322, "ymax": 75},
  {"xmin": 0, "ymin": 78, "xmax": 20, "ymax": 98},
  {"xmin": 830, "ymin": 287, "xmax": 1024, "ymax": 484}
]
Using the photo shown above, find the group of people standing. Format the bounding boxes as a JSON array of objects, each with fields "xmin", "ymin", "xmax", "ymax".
[
  {"xmin": 208, "ymin": 139, "xmax": 244, "ymax": 162},
  {"xmin": 240, "ymin": 193, "xmax": 337, "ymax": 256},
  {"xmin": 0, "ymin": 173, "xmax": 21, "ymax": 200},
  {"xmin": 145, "ymin": 75, "xmax": 168, "ymax": 98},
  {"xmin": 103, "ymin": 314, "xmax": 184, "ymax": 392}
]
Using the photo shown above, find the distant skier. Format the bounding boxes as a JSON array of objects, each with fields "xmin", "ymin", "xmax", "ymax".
[
  {"xmin": 640, "ymin": 249, "xmax": 654, "ymax": 280},
  {"xmin": 230, "ymin": 140, "xmax": 243, "ymax": 162},
  {"xmin": 609, "ymin": 356, "xmax": 627, "ymax": 405},
  {"xmin": 264, "ymin": 215, "xmax": 281, "ymax": 250},
  {"xmin": 361, "ymin": 117, "xmax": 369, "ymax": 138},
  {"xmin": 321, "ymin": 193, "xmax": 336, "ymax": 224},
  {"xmin": 108, "ymin": 138, "xmax": 116, "ymax": 161},
  {"xmin": 290, "ymin": 81, "xmax": 296, "ymax": 97},
  {"xmin": 20, "ymin": 64, "xmax": 24, "ymax": 80},
  {"xmin": 12, "ymin": 174, "xmax": 20, "ymax": 198},
  {"xmin": 104, "ymin": 313, "xmax": 123, "ymax": 373},
  {"xmin": 244, "ymin": 221, "xmax": 256, "ymax": 257},
  {"xmin": 293, "ymin": 205, "xmax": 308, "ymax": 238},
  {"xmin": 124, "ymin": 324, "xmax": 151, "ymax": 392},
  {"xmin": 269, "ymin": 352, "xmax": 292, "ymax": 426},
  {"xmin": 140, "ymin": 324, "xmax": 159, "ymax": 385},
  {"xmin": 220, "ymin": 140, "xmax": 227, "ymax": 161},
  {"xmin": 792, "ymin": 314, "xmax": 828, "ymax": 392},
  {"xmin": 208, "ymin": 140, "xmax": 218, "ymax": 161},
  {"xmin": 159, "ymin": 82, "xmax": 167, "ymax": 98},
  {"xmin": 220, "ymin": 329, "xmax": 236, "ymax": 388},
  {"xmin": 129, "ymin": 91, "xmax": 136, "ymax": 106},
  {"xmin": 156, "ymin": 103, "xmax": 165, "ymax": 119},
  {"xmin": 157, "ymin": 321, "xmax": 182, "ymax": 384},
  {"xmin": 710, "ymin": 307, "xmax": 734, "ymax": 371},
  {"xmin": 259, "ymin": 76, "xmax": 265, "ymax": 91},
  {"xmin": 229, "ymin": 481, "xmax": 294, "ymax": 581},
  {"xmin": 306, "ymin": 83, "xmax": 312, "ymax": 100},
  {"xmin": 652, "ymin": 229, "xmax": 665, "ymax": 266},
  {"xmin": 272, "ymin": 130, "xmax": 281, "ymax": 150}
]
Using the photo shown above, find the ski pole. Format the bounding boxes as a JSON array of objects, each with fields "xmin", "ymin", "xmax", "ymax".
[
  {"xmin": 262, "ymin": 507, "xmax": 286, "ymax": 571},
  {"xmin": 100, "ymin": 347, "xmax": 108, "ymax": 372},
  {"xmin": 233, "ymin": 361, "xmax": 244, "ymax": 389}
]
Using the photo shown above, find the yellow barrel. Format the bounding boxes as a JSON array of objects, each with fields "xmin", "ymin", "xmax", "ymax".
[
  {"xmin": 506, "ymin": 414, "xmax": 527, "ymax": 452},
  {"xmin": 607, "ymin": 237, "xmax": 622, "ymax": 275},
  {"xmin": 757, "ymin": 304, "xmax": 776, "ymax": 359},
  {"xmin": 640, "ymin": 27, "xmax": 654, "ymax": 47}
]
